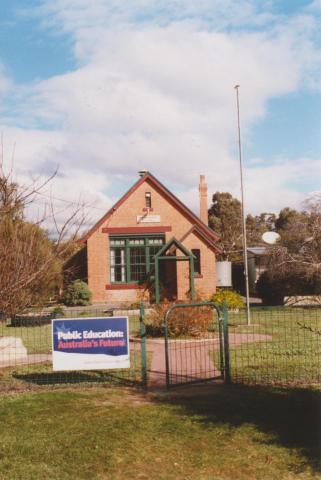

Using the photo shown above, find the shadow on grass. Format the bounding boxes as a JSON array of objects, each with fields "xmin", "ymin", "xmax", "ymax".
[
  {"xmin": 157, "ymin": 383, "xmax": 321, "ymax": 472},
  {"xmin": 13, "ymin": 370, "xmax": 141, "ymax": 387}
]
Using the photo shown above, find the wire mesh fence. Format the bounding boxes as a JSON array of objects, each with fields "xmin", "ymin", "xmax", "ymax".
[
  {"xmin": 1, "ymin": 304, "xmax": 320, "ymax": 390},
  {"xmin": 163, "ymin": 302, "xmax": 224, "ymax": 388},
  {"xmin": 227, "ymin": 306, "xmax": 321, "ymax": 385},
  {"xmin": 0, "ymin": 307, "xmax": 145, "ymax": 389}
]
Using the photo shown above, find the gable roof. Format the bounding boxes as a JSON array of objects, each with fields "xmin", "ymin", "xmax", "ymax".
[
  {"xmin": 155, "ymin": 237, "xmax": 195, "ymax": 259},
  {"xmin": 82, "ymin": 171, "xmax": 221, "ymax": 247},
  {"xmin": 179, "ymin": 225, "xmax": 222, "ymax": 253}
]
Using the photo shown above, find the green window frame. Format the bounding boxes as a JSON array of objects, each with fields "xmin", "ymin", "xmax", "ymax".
[
  {"xmin": 110, "ymin": 235, "xmax": 164, "ymax": 284},
  {"xmin": 191, "ymin": 248, "xmax": 201, "ymax": 275}
]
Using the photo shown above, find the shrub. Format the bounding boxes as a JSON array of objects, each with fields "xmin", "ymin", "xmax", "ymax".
[
  {"xmin": 256, "ymin": 272, "xmax": 284, "ymax": 306},
  {"xmin": 256, "ymin": 270, "xmax": 321, "ymax": 306},
  {"xmin": 52, "ymin": 306, "xmax": 65, "ymax": 318},
  {"xmin": 11, "ymin": 312, "xmax": 53, "ymax": 327},
  {"xmin": 147, "ymin": 301, "xmax": 214, "ymax": 338},
  {"xmin": 63, "ymin": 280, "xmax": 92, "ymax": 306},
  {"xmin": 210, "ymin": 289, "xmax": 244, "ymax": 310},
  {"xmin": 130, "ymin": 301, "xmax": 141, "ymax": 310}
]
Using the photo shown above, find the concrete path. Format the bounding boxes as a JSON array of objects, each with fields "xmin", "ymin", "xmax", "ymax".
[
  {"xmin": 0, "ymin": 353, "xmax": 51, "ymax": 368},
  {"xmin": 146, "ymin": 333, "xmax": 272, "ymax": 387}
]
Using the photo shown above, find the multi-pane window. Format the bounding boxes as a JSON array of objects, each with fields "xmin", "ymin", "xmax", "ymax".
[
  {"xmin": 110, "ymin": 236, "xmax": 164, "ymax": 283},
  {"xmin": 110, "ymin": 239, "xmax": 126, "ymax": 282}
]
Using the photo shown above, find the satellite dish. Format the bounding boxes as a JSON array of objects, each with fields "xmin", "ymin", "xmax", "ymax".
[{"xmin": 262, "ymin": 231, "xmax": 280, "ymax": 245}]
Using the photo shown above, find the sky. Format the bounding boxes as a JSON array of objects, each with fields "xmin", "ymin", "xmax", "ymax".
[{"xmin": 0, "ymin": 0, "xmax": 321, "ymax": 229}]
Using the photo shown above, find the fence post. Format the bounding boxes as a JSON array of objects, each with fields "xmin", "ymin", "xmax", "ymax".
[
  {"xmin": 223, "ymin": 303, "xmax": 231, "ymax": 383},
  {"xmin": 163, "ymin": 308, "xmax": 171, "ymax": 389},
  {"xmin": 139, "ymin": 301, "xmax": 148, "ymax": 388},
  {"xmin": 218, "ymin": 311, "xmax": 225, "ymax": 378}
]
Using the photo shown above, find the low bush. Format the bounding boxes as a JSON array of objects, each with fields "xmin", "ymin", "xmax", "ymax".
[
  {"xmin": 256, "ymin": 270, "xmax": 321, "ymax": 306},
  {"xmin": 147, "ymin": 301, "xmax": 214, "ymax": 337},
  {"xmin": 63, "ymin": 280, "xmax": 92, "ymax": 306},
  {"xmin": 11, "ymin": 312, "xmax": 53, "ymax": 327},
  {"xmin": 256, "ymin": 272, "xmax": 284, "ymax": 305},
  {"xmin": 210, "ymin": 289, "xmax": 244, "ymax": 310},
  {"xmin": 52, "ymin": 306, "xmax": 65, "ymax": 318},
  {"xmin": 130, "ymin": 301, "xmax": 141, "ymax": 310}
]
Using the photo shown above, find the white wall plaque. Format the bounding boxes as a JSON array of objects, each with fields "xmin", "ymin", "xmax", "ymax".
[{"xmin": 137, "ymin": 214, "xmax": 161, "ymax": 223}]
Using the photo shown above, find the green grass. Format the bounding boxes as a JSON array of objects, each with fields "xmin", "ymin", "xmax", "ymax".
[
  {"xmin": 0, "ymin": 384, "xmax": 320, "ymax": 479},
  {"xmin": 0, "ymin": 322, "xmax": 52, "ymax": 354},
  {"xmin": 0, "ymin": 349, "xmax": 146, "ymax": 392},
  {"xmin": 227, "ymin": 308, "xmax": 321, "ymax": 384}
]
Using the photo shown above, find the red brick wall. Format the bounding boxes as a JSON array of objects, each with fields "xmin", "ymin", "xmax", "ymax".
[{"xmin": 87, "ymin": 178, "xmax": 216, "ymax": 303}]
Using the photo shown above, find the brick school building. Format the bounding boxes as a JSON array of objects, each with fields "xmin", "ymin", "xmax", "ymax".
[{"xmin": 82, "ymin": 171, "xmax": 220, "ymax": 304}]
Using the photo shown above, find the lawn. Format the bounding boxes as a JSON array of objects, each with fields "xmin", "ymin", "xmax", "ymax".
[
  {"xmin": 227, "ymin": 307, "xmax": 321, "ymax": 385},
  {"xmin": 0, "ymin": 384, "xmax": 320, "ymax": 479}
]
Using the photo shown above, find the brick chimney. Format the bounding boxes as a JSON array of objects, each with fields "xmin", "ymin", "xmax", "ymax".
[{"xmin": 199, "ymin": 175, "xmax": 208, "ymax": 225}]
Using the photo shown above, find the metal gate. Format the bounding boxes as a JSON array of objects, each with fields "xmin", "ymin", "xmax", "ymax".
[{"xmin": 163, "ymin": 302, "xmax": 229, "ymax": 388}]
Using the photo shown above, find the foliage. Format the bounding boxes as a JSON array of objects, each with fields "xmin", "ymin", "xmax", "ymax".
[
  {"xmin": 256, "ymin": 270, "xmax": 321, "ymax": 306},
  {"xmin": 52, "ymin": 306, "xmax": 65, "ymax": 317},
  {"xmin": 208, "ymin": 192, "xmax": 242, "ymax": 259},
  {"xmin": 0, "ymin": 219, "xmax": 63, "ymax": 316},
  {"xmin": 63, "ymin": 279, "xmax": 92, "ymax": 306},
  {"xmin": 210, "ymin": 289, "xmax": 244, "ymax": 310},
  {"xmin": 0, "ymin": 176, "xmax": 24, "ymax": 220},
  {"xmin": 259, "ymin": 196, "xmax": 321, "ymax": 303},
  {"xmin": 246, "ymin": 212, "xmax": 276, "ymax": 245},
  {"xmin": 130, "ymin": 301, "xmax": 141, "ymax": 310},
  {"xmin": 147, "ymin": 301, "xmax": 213, "ymax": 337},
  {"xmin": 11, "ymin": 312, "xmax": 53, "ymax": 327},
  {"xmin": 0, "ymin": 160, "xmax": 86, "ymax": 316},
  {"xmin": 256, "ymin": 272, "xmax": 286, "ymax": 305},
  {"xmin": 208, "ymin": 192, "xmax": 275, "ymax": 260}
]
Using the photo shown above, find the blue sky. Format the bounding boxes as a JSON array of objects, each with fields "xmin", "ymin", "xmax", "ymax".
[
  {"xmin": 0, "ymin": 1, "xmax": 75, "ymax": 82},
  {"xmin": 0, "ymin": 0, "xmax": 320, "ymax": 225}
]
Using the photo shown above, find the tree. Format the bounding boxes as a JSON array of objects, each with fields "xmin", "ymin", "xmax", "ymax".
[
  {"xmin": 257, "ymin": 200, "xmax": 321, "ymax": 304},
  {"xmin": 208, "ymin": 192, "xmax": 242, "ymax": 259},
  {"xmin": 0, "ymin": 220, "xmax": 62, "ymax": 315},
  {"xmin": 0, "ymin": 160, "xmax": 86, "ymax": 316},
  {"xmin": 208, "ymin": 192, "xmax": 275, "ymax": 259},
  {"xmin": 246, "ymin": 212, "xmax": 276, "ymax": 245}
]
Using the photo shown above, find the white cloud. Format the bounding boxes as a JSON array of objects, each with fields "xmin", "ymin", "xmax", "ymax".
[
  {"xmin": 242, "ymin": 157, "xmax": 321, "ymax": 214},
  {"xmin": 1, "ymin": 0, "xmax": 321, "ymax": 227}
]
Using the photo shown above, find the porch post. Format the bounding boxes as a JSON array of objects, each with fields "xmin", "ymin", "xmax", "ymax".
[
  {"xmin": 189, "ymin": 257, "xmax": 195, "ymax": 301},
  {"xmin": 155, "ymin": 257, "xmax": 160, "ymax": 304}
]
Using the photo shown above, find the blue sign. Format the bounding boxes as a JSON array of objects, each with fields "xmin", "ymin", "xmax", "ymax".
[{"xmin": 52, "ymin": 317, "xmax": 130, "ymax": 371}]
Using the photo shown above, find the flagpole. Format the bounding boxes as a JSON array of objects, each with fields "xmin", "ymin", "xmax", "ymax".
[{"xmin": 234, "ymin": 85, "xmax": 251, "ymax": 326}]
